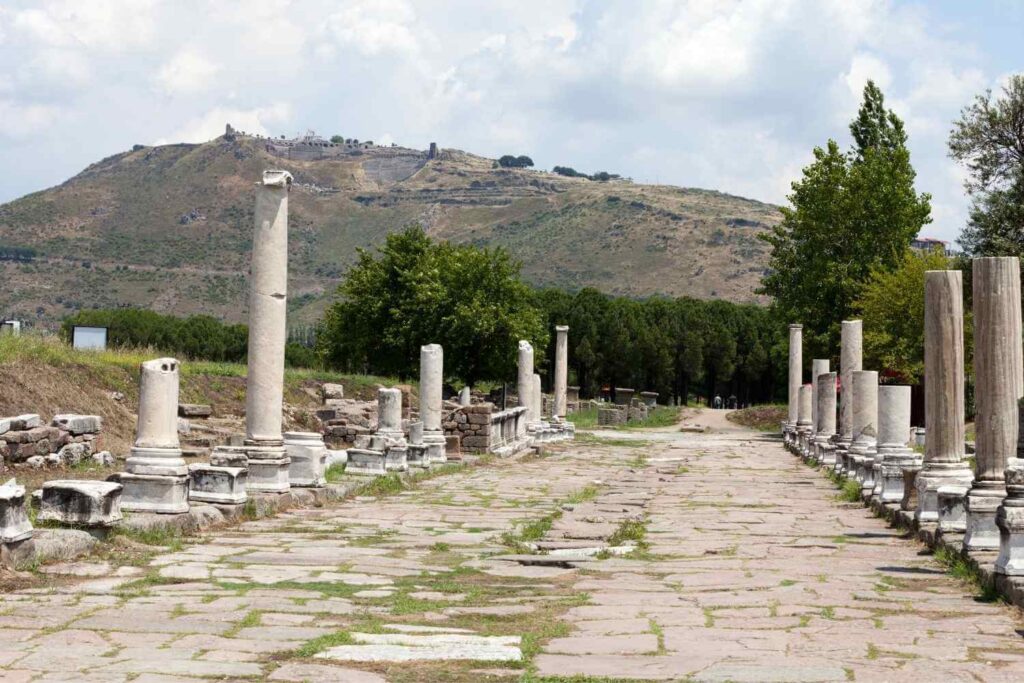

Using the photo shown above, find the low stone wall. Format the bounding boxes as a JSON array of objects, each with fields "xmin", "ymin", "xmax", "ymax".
[
  {"xmin": 598, "ymin": 407, "xmax": 627, "ymax": 426},
  {"xmin": 1, "ymin": 414, "xmax": 109, "ymax": 470},
  {"xmin": 443, "ymin": 404, "xmax": 495, "ymax": 451},
  {"xmin": 489, "ymin": 406, "xmax": 530, "ymax": 455}
]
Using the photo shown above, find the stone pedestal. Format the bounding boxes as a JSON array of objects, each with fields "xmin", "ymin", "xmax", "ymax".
[
  {"xmin": 459, "ymin": 387, "xmax": 471, "ymax": 407},
  {"xmin": 553, "ymin": 326, "xmax": 569, "ymax": 418},
  {"xmin": 917, "ymin": 270, "xmax": 974, "ymax": 523},
  {"xmin": 812, "ymin": 372, "xmax": 837, "ymax": 466},
  {"xmin": 965, "ymin": 257, "xmax": 1023, "ymax": 550},
  {"xmin": 346, "ymin": 390, "xmax": 409, "ymax": 475},
  {"xmin": 40, "ymin": 480, "xmax": 123, "ymax": 527},
  {"xmin": 997, "ymin": 458, "xmax": 1024, "ymax": 574},
  {"xmin": 122, "ymin": 358, "xmax": 189, "ymax": 513},
  {"xmin": 407, "ymin": 421, "xmax": 428, "ymax": 467},
  {"xmin": 810, "ymin": 359, "xmax": 829, "ymax": 451},
  {"xmin": 848, "ymin": 371, "xmax": 878, "ymax": 490},
  {"xmin": 785, "ymin": 324, "xmax": 803, "ymax": 443},
  {"xmin": 420, "ymin": 344, "xmax": 447, "ymax": 464},
  {"xmin": 835, "ymin": 320, "xmax": 862, "ymax": 472},
  {"xmin": 0, "ymin": 480, "xmax": 32, "ymax": 544},
  {"xmin": 189, "ymin": 464, "xmax": 247, "ymax": 504},
  {"xmin": 284, "ymin": 432, "xmax": 328, "ymax": 487},
  {"xmin": 902, "ymin": 467, "xmax": 921, "ymax": 512},
  {"xmin": 517, "ymin": 341, "xmax": 535, "ymax": 423},
  {"xmin": 938, "ymin": 485, "xmax": 969, "ymax": 534},
  {"xmin": 874, "ymin": 385, "xmax": 920, "ymax": 503}
]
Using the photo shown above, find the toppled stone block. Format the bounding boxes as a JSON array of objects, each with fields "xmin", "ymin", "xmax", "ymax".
[
  {"xmin": 39, "ymin": 480, "xmax": 123, "ymax": 527},
  {"xmin": 2, "ymin": 425, "xmax": 61, "ymax": 444},
  {"xmin": 0, "ymin": 479, "xmax": 32, "ymax": 543},
  {"xmin": 326, "ymin": 449, "xmax": 347, "ymax": 467},
  {"xmin": 24, "ymin": 455, "xmax": 45, "ymax": 469},
  {"xmin": 51, "ymin": 414, "xmax": 102, "ymax": 435},
  {"xmin": 210, "ymin": 446, "xmax": 249, "ymax": 468},
  {"xmin": 11, "ymin": 415, "xmax": 41, "ymax": 431},
  {"xmin": 322, "ymin": 383, "xmax": 345, "ymax": 400},
  {"xmin": 55, "ymin": 442, "xmax": 90, "ymax": 466},
  {"xmin": 178, "ymin": 404, "xmax": 213, "ymax": 418},
  {"xmin": 92, "ymin": 451, "xmax": 115, "ymax": 467},
  {"xmin": 347, "ymin": 448, "xmax": 386, "ymax": 476},
  {"xmin": 189, "ymin": 464, "xmax": 247, "ymax": 505}
]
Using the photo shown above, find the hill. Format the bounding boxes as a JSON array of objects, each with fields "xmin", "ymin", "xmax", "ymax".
[{"xmin": 0, "ymin": 130, "xmax": 780, "ymax": 328}]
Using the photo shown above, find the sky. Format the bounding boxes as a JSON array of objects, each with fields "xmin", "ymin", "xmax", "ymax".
[{"xmin": 0, "ymin": 0, "xmax": 1021, "ymax": 245}]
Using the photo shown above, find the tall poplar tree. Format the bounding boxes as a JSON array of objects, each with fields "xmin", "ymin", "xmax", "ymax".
[{"xmin": 760, "ymin": 80, "xmax": 932, "ymax": 354}]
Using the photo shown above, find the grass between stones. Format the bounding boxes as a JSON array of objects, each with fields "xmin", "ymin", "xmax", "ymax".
[
  {"xmin": 572, "ymin": 432, "xmax": 652, "ymax": 449},
  {"xmin": 933, "ymin": 545, "xmax": 1003, "ymax": 602}
]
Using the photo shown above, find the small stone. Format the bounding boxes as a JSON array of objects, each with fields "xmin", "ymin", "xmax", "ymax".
[
  {"xmin": 25, "ymin": 455, "xmax": 45, "ymax": 469},
  {"xmin": 178, "ymin": 404, "xmax": 213, "ymax": 418},
  {"xmin": 92, "ymin": 451, "xmax": 115, "ymax": 466}
]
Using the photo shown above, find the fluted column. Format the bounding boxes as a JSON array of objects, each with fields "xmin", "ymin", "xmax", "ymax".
[
  {"xmin": 811, "ymin": 359, "xmax": 830, "ymax": 436},
  {"xmin": 813, "ymin": 372, "xmax": 837, "ymax": 465},
  {"xmin": 837, "ymin": 320, "xmax": 863, "ymax": 452},
  {"xmin": 518, "ymin": 341, "xmax": 535, "ymax": 423},
  {"xmin": 916, "ymin": 270, "xmax": 973, "ymax": 522},
  {"xmin": 849, "ymin": 370, "xmax": 878, "ymax": 489},
  {"xmin": 554, "ymin": 326, "xmax": 569, "ymax": 418},
  {"xmin": 876, "ymin": 385, "xmax": 918, "ymax": 503},
  {"xmin": 966, "ymin": 257, "xmax": 1023, "ymax": 549},
  {"xmin": 787, "ymin": 325, "xmax": 803, "ymax": 429}
]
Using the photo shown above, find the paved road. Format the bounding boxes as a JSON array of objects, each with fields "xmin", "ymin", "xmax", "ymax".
[{"xmin": 2, "ymin": 410, "xmax": 1024, "ymax": 681}]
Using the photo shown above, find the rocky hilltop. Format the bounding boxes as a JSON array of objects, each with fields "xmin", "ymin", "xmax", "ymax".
[{"xmin": 0, "ymin": 131, "xmax": 779, "ymax": 326}]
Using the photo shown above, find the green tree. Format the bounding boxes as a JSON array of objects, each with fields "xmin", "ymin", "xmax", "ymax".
[
  {"xmin": 317, "ymin": 225, "xmax": 545, "ymax": 384},
  {"xmin": 855, "ymin": 248, "xmax": 952, "ymax": 383},
  {"xmin": 760, "ymin": 80, "xmax": 931, "ymax": 354},
  {"xmin": 330, "ymin": 135, "xmax": 344, "ymax": 144},
  {"xmin": 949, "ymin": 74, "xmax": 1024, "ymax": 255}
]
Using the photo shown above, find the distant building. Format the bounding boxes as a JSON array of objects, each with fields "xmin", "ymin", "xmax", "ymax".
[{"xmin": 911, "ymin": 236, "xmax": 952, "ymax": 255}]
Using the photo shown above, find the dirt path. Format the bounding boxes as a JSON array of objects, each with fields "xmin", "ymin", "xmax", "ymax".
[{"xmin": 2, "ymin": 417, "xmax": 1024, "ymax": 681}]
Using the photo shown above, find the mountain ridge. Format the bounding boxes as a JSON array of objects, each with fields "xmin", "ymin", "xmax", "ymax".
[{"xmin": 0, "ymin": 131, "xmax": 780, "ymax": 328}]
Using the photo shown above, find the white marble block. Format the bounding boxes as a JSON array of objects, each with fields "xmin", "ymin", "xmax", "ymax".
[
  {"xmin": 284, "ymin": 431, "xmax": 328, "ymax": 487},
  {"xmin": 189, "ymin": 465, "xmax": 247, "ymax": 505},
  {"xmin": 0, "ymin": 479, "xmax": 32, "ymax": 543},
  {"xmin": 39, "ymin": 480, "xmax": 123, "ymax": 527}
]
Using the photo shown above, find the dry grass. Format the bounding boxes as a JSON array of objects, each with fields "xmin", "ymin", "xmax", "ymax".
[{"xmin": 727, "ymin": 404, "xmax": 787, "ymax": 432}]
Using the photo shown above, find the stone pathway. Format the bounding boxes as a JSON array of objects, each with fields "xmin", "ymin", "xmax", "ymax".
[{"xmin": 2, "ymin": 411, "xmax": 1024, "ymax": 681}]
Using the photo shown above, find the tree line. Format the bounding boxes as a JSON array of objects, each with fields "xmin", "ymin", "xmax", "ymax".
[{"xmin": 61, "ymin": 309, "xmax": 315, "ymax": 367}]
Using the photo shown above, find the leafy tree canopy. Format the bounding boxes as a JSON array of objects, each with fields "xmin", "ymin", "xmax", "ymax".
[
  {"xmin": 759, "ymin": 80, "xmax": 931, "ymax": 356},
  {"xmin": 950, "ymin": 74, "xmax": 1024, "ymax": 256},
  {"xmin": 317, "ymin": 225, "xmax": 546, "ymax": 384}
]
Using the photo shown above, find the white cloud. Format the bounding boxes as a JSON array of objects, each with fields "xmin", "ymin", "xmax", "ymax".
[
  {"xmin": 0, "ymin": 100, "xmax": 62, "ymax": 138},
  {"xmin": 156, "ymin": 50, "xmax": 221, "ymax": 95},
  {"xmin": 154, "ymin": 103, "xmax": 293, "ymax": 145},
  {"xmin": 322, "ymin": 0, "xmax": 421, "ymax": 56},
  {"xmin": 0, "ymin": 0, "xmax": 1011, "ymax": 246}
]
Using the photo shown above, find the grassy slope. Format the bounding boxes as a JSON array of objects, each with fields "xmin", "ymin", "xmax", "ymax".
[
  {"xmin": 0, "ymin": 137, "xmax": 780, "ymax": 327},
  {"xmin": 0, "ymin": 335, "xmax": 404, "ymax": 455}
]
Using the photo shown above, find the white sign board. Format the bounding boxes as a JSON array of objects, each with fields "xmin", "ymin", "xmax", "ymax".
[{"xmin": 72, "ymin": 326, "xmax": 108, "ymax": 350}]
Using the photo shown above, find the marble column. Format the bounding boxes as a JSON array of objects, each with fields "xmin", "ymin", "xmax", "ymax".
[
  {"xmin": 835, "ymin": 320, "xmax": 863, "ymax": 470},
  {"xmin": 966, "ymin": 257, "xmax": 1023, "ymax": 549},
  {"xmin": 849, "ymin": 370, "xmax": 878, "ymax": 489},
  {"xmin": 518, "ymin": 340, "xmax": 535, "ymax": 423},
  {"xmin": 121, "ymin": 358, "xmax": 189, "ymax": 513},
  {"xmin": 916, "ymin": 270, "xmax": 974, "ymax": 522},
  {"xmin": 378, "ymin": 388, "xmax": 404, "ymax": 439},
  {"xmin": 796, "ymin": 384, "xmax": 813, "ymax": 455},
  {"xmin": 420, "ymin": 344, "xmax": 447, "ymax": 463},
  {"xmin": 813, "ymin": 372, "xmax": 837, "ymax": 465},
  {"xmin": 876, "ymin": 385, "xmax": 919, "ymax": 503},
  {"xmin": 533, "ymin": 373, "xmax": 544, "ymax": 423},
  {"xmin": 243, "ymin": 170, "xmax": 293, "ymax": 492},
  {"xmin": 811, "ymin": 358, "xmax": 830, "ymax": 440},
  {"xmin": 787, "ymin": 324, "xmax": 803, "ymax": 438},
  {"xmin": 554, "ymin": 325, "xmax": 569, "ymax": 419}
]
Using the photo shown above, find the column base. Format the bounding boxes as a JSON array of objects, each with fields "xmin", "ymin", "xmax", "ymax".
[
  {"xmin": 244, "ymin": 443, "xmax": 291, "ymax": 493},
  {"xmin": 916, "ymin": 464, "xmax": 973, "ymax": 523},
  {"xmin": 878, "ymin": 453, "xmax": 922, "ymax": 504},
  {"xmin": 0, "ymin": 483, "xmax": 33, "ymax": 543},
  {"xmin": 120, "ymin": 472, "xmax": 189, "ymax": 514},
  {"xmin": 385, "ymin": 447, "xmax": 409, "ymax": 472},
  {"xmin": 964, "ymin": 485, "xmax": 1007, "ymax": 551},
  {"xmin": 423, "ymin": 431, "xmax": 447, "ymax": 465},
  {"xmin": 346, "ymin": 448, "xmax": 387, "ymax": 476},
  {"xmin": 996, "ymin": 503, "xmax": 1024, "ymax": 575},
  {"xmin": 189, "ymin": 465, "xmax": 248, "ymax": 505},
  {"xmin": 284, "ymin": 432, "xmax": 328, "ymax": 488},
  {"xmin": 937, "ymin": 485, "xmax": 970, "ymax": 533}
]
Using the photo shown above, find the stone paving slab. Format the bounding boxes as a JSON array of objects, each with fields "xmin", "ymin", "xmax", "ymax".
[{"xmin": 3, "ymin": 415, "xmax": 1024, "ymax": 681}]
